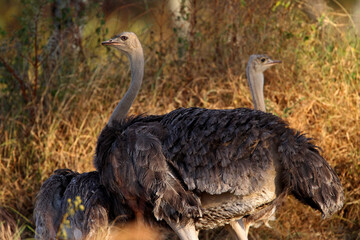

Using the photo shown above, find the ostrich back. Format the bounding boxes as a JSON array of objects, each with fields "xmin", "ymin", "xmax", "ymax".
[{"xmin": 95, "ymin": 107, "xmax": 344, "ymax": 228}]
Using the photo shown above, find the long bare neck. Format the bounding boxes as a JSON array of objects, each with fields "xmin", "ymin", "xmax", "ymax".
[
  {"xmin": 246, "ymin": 66, "xmax": 266, "ymax": 112},
  {"xmin": 108, "ymin": 48, "xmax": 144, "ymax": 126}
]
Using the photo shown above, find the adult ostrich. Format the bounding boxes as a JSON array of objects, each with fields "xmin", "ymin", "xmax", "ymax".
[{"xmin": 95, "ymin": 32, "xmax": 344, "ymax": 240}]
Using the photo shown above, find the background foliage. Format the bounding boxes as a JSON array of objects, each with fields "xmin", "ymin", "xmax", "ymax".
[{"xmin": 0, "ymin": 0, "xmax": 359, "ymax": 239}]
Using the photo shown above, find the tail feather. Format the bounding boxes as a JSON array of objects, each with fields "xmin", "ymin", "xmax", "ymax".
[{"xmin": 279, "ymin": 131, "xmax": 344, "ymax": 218}]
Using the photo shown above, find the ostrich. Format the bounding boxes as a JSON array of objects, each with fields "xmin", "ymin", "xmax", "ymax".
[
  {"xmin": 34, "ymin": 170, "xmax": 184, "ymax": 240},
  {"xmin": 95, "ymin": 32, "xmax": 344, "ymax": 240},
  {"xmin": 34, "ymin": 169, "xmax": 134, "ymax": 239},
  {"xmin": 230, "ymin": 54, "xmax": 280, "ymax": 237}
]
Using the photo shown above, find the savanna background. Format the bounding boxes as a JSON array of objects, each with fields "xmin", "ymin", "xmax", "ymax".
[{"xmin": 0, "ymin": 0, "xmax": 359, "ymax": 239}]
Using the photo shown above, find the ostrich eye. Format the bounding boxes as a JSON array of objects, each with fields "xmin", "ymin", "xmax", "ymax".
[
  {"xmin": 261, "ymin": 58, "xmax": 266, "ymax": 63},
  {"xmin": 120, "ymin": 36, "xmax": 128, "ymax": 41}
]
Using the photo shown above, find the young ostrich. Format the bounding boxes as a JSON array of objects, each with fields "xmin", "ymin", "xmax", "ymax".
[{"xmin": 34, "ymin": 169, "xmax": 133, "ymax": 239}]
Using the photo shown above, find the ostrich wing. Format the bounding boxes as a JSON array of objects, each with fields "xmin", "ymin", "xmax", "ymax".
[{"xmin": 161, "ymin": 107, "xmax": 280, "ymax": 196}]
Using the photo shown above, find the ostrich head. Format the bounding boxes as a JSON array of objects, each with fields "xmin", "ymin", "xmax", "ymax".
[
  {"xmin": 248, "ymin": 55, "xmax": 282, "ymax": 73},
  {"xmin": 101, "ymin": 32, "xmax": 144, "ymax": 126},
  {"xmin": 246, "ymin": 54, "xmax": 282, "ymax": 112},
  {"xmin": 102, "ymin": 32, "xmax": 142, "ymax": 57}
]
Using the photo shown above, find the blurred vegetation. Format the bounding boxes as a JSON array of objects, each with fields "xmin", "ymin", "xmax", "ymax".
[{"xmin": 0, "ymin": 0, "xmax": 359, "ymax": 239}]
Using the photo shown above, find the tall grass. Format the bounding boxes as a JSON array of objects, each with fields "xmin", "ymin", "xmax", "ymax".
[{"xmin": 0, "ymin": 0, "xmax": 359, "ymax": 239}]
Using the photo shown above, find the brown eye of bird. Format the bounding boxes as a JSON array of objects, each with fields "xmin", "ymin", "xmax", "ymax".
[
  {"xmin": 261, "ymin": 58, "xmax": 266, "ymax": 63},
  {"xmin": 120, "ymin": 36, "xmax": 128, "ymax": 41}
]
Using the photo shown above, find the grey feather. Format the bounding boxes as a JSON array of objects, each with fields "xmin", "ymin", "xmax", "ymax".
[
  {"xmin": 95, "ymin": 107, "xmax": 344, "ymax": 229},
  {"xmin": 34, "ymin": 169, "xmax": 133, "ymax": 240}
]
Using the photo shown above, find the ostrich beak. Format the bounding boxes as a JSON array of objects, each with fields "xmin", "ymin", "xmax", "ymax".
[
  {"xmin": 266, "ymin": 59, "xmax": 282, "ymax": 66},
  {"xmin": 102, "ymin": 39, "xmax": 121, "ymax": 46}
]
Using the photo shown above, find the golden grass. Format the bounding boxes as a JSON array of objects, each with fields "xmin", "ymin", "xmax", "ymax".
[{"xmin": 0, "ymin": 0, "xmax": 359, "ymax": 239}]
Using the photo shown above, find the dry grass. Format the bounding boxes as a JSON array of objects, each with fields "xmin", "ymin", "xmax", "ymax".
[{"xmin": 0, "ymin": 0, "xmax": 359, "ymax": 239}]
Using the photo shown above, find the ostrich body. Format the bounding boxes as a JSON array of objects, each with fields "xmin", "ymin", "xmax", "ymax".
[
  {"xmin": 95, "ymin": 32, "xmax": 344, "ymax": 240},
  {"xmin": 34, "ymin": 169, "xmax": 133, "ymax": 240}
]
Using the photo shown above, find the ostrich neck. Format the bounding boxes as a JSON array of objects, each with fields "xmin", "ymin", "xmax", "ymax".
[
  {"xmin": 108, "ymin": 49, "xmax": 144, "ymax": 126},
  {"xmin": 246, "ymin": 68, "xmax": 266, "ymax": 112}
]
